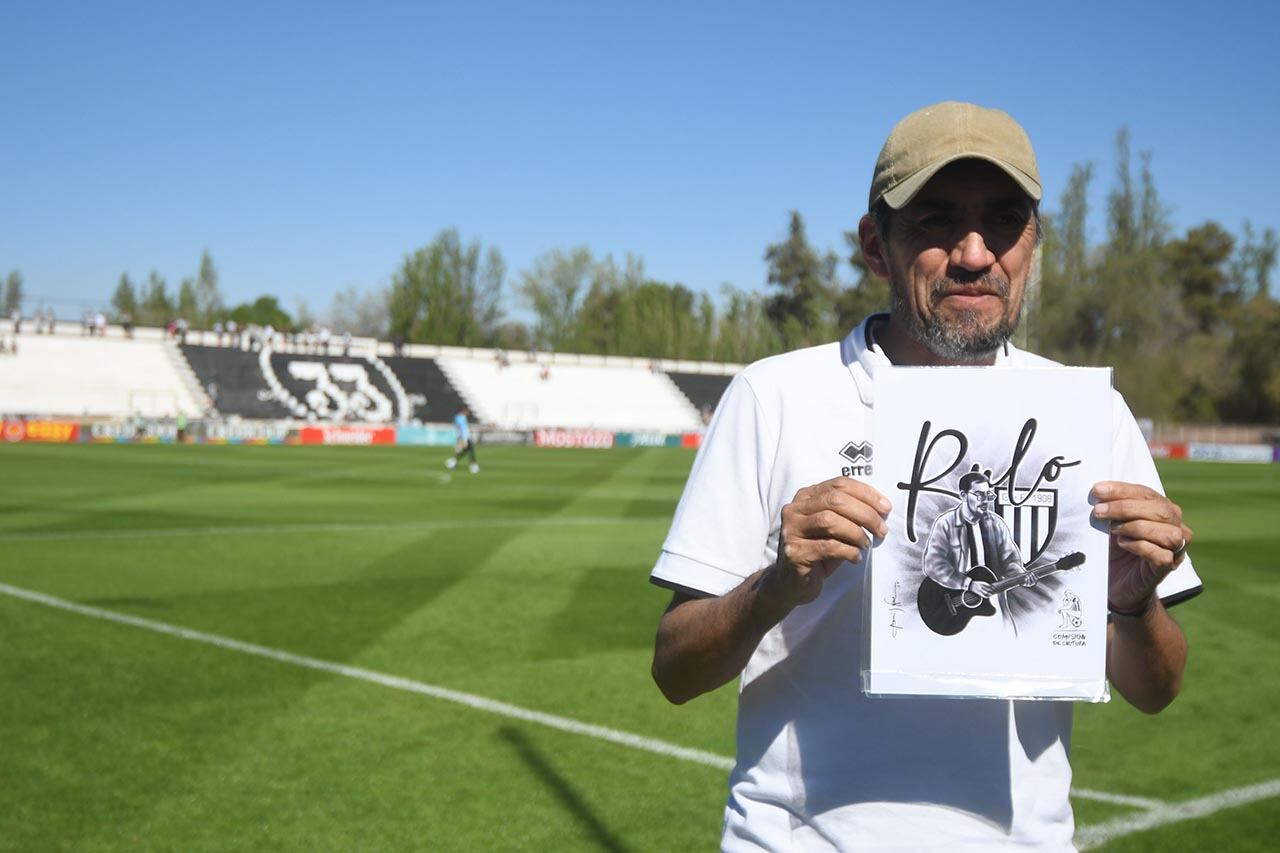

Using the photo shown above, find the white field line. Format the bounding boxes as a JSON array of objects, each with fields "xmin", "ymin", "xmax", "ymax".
[
  {"xmin": 0, "ymin": 516, "xmax": 664, "ymax": 544},
  {"xmin": 0, "ymin": 582, "xmax": 733, "ymax": 772},
  {"xmin": 4, "ymin": 581, "xmax": 1274, "ymax": 844},
  {"xmin": 1069, "ymin": 788, "xmax": 1165, "ymax": 810},
  {"xmin": 1075, "ymin": 777, "xmax": 1280, "ymax": 849}
]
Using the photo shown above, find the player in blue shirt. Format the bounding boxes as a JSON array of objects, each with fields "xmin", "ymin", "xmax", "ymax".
[{"xmin": 444, "ymin": 405, "xmax": 480, "ymax": 473}]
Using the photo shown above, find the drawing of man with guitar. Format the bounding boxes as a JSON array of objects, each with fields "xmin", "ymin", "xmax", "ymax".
[{"xmin": 919, "ymin": 470, "xmax": 1082, "ymax": 636}]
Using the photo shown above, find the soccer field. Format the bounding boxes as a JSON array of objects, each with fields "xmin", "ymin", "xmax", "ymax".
[{"xmin": 1, "ymin": 444, "xmax": 1276, "ymax": 851}]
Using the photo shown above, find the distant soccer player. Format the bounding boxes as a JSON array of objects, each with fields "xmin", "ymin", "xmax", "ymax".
[{"xmin": 445, "ymin": 405, "xmax": 479, "ymax": 473}]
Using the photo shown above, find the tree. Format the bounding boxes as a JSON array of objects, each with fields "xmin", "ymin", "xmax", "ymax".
[
  {"xmin": 195, "ymin": 250, "xmax": 223, "ymax": 326},
  {"xmin": 712, "ymin": 284, "xmax": 782, "ymax": 364},
  {"xmin": 226, "ymin": 295, "xmax": 293, "ymax": 329},
  {"xmin": 294, "ymin": 298, "xmax": 317, "ymax": 331},
  {"xmin": 763, "ymin": 211, "xmax": 840, "ymax": 349},
  {"xmin": 110, "ymin": 273, "xmax": 138, "ymax": 321},
  {"xmin": 140, "ymin": 271, "xmax": 173, "ymax": 326},
  {"xmin": 328, "ymin": 285, "xmax": 389, "ymax": 338},
  {"xmin": 518, "ymin": 246, "xmax": 600, "ymax": 350},
  {"xmin": 1164, "ymin": 223, "xmax": 1236, "ymax": 334},
  {"xmin": 177, "ymin": 277, "xmax": 199, "ymax": 322},
  {"xmin": 3, "ymin": 270, "xmax": 23, "ymax": 315},
  {"xmin": 834, "ymin": 232, "xmax": 890, "ymax": 333},
  {"xmin": 389, "ymin": 229, "xmax": 505, "ymax": 346},
  {"xmin": 1037, "ymin": 163, "xmax": 1098, "ymax": 359}
]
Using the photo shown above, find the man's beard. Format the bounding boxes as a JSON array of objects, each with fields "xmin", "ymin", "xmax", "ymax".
[{"xmin": 891, "ymin": 273, "xmax": 1020, "ymax": 362}]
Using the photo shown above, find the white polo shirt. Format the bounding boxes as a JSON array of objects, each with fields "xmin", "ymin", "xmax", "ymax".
[{"xmin": 652, "ymin": 315, "xmax": 1202, "ymax": 852}]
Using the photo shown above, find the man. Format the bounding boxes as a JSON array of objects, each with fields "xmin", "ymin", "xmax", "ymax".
[
  {"xmin": 445, "ymin": 405, "xmax": 480, "ymax": 474},
  {"xmin": 650, "ymin": 102, "xmax": 1201, "ymax": 850},
  {"xmin": 922, "ymin": 470, "xmax": 1032, "ymax": 632}
]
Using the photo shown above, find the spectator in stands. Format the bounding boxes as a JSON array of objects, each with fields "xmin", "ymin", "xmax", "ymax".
[
  {"xmin": 122, "ymin": 312, "xmax": 134, "ymax": 339},
  {"xmin": 341, "ymin": 330, "xmax": 352, "ymax": 358},
  {"xmin": 10, "ymin": 308, "xmax": 21, "ymax": 334},
  {"xmin": 227, "ymin": 319, "xmax": 240, "ymax": 348},
  {"xmin": 444, "ymin": 405, "xmax": 480, "ymax": 474},
  {"xmin": 95, "ymin": 311, "xmax": 106, "ymax": 336},
  {"xmin": 213, "ymin": 321, "xmax": 224, "ymax": 346}
]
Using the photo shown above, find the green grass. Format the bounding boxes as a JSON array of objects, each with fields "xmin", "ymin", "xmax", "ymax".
[{"xmin": 0, "ymin": 444, "xmax": 1276, "ymax": 850}]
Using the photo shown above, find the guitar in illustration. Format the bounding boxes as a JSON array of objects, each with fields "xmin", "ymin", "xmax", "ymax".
[{"xmin": 917, "ymin": 551, "xmax": 1086, "ymax": 636}]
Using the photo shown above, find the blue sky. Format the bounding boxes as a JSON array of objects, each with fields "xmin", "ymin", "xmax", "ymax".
[{"xmin": 3, "ymin": 1, "xmax": 1278, "ymax": 320}]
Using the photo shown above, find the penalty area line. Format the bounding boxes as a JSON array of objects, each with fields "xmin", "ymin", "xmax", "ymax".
[
  {"xmin": 0, "ymin": 581, "xmax": 733, "ymax": 772},
  {"xmin": 1075, "ymin": 777, "xmax": 1280, "ymax": 849}
]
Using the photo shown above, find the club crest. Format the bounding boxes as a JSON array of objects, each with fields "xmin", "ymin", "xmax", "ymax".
[{"xmin": 994, "ymin": 485, "xmax": 1058, "ymax": 564}]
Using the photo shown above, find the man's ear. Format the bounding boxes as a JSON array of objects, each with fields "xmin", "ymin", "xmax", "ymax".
[{"xmin": 858, "ymin": 214, "xmax": 891, "ymax": 279}]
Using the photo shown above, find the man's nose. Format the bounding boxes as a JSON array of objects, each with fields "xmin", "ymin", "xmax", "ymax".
[{"xmin": 950, "ymin": 230, "xmax": 995, "ymax": 272}]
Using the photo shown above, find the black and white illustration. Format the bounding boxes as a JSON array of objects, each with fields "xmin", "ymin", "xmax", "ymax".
[
  {"xmin": 864, "ymin": 366, "xmax": 1114, "ymax": 700},
  {"xmin": 916, "ymin": 469, "xmax": 1086, "ymax": 637}
]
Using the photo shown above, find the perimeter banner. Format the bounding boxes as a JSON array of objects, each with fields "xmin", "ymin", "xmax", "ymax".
[
  {"xmin": 533, "ymin": 428, "xmax": 615, "ymax": 449},
  {"xmin": 3, "ymin": 420, "xmax": 80, "ymax": 443},
  {"xmin": 297, "ymin": 426, "xmax": 396, "ymax": 445}
]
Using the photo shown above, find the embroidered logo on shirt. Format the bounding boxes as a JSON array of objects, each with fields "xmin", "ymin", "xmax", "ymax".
[{"xmin": 839, "ymin": 441, "xmax": 873, "ymax": 477}]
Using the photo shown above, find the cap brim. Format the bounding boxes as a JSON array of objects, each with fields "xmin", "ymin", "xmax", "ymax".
[{"xmin": 880, "ymin": 153, "xmax": 1042, "ymax": 210}]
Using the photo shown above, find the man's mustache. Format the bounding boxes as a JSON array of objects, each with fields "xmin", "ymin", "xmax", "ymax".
[{"xmin": 929, "ymin": 274, "xmax": 1011, "ymax": 305}]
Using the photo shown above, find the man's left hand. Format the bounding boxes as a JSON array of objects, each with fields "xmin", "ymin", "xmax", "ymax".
[{"xmin": 1091, "ymin": 481, "xmax": 1192, "ymax": 614}]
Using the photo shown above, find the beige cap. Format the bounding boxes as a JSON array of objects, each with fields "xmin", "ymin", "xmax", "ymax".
[{"xmin": 869, "ymin": 101, "xmax": 1041, "ymax": 211}]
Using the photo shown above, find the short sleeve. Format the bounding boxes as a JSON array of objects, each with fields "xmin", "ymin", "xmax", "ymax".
[
  {"xmin": 1111, "ymin": 392, "xmax": 1203, "ymax": 606},
  {"xmin": 651, "ymin": 374, "xmax": 775, "ymax": 597}
]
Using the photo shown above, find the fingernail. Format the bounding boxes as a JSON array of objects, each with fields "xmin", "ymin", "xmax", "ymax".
[
  {"xmin": 878, "ymin": 498, "xmax": 892, "ymax": 512},
  {"xmin": 1094, "ymin": 483, "xmax": 1111, "ymax": 497},
  {"xmin": 1117, "ymin": 535, "xmax": 1132, "ymax": 545},
  {"xmin": 1093, "ymin": 503, "xmax": 1108, "ymax": 515},
  {"xmin": 879, "ymin": 523, "xmax": 889, "ymax": 538}
]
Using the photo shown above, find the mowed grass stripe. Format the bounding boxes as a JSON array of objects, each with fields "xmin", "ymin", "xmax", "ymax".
[
  {"xmin": 0, "ymin": 515, "xmax": 669, "ymax": 544},
  {"xmin": 0, "ymin": 581, "xmax": 734, "ymax": 773},
  {"xmin": 2, "ymin": 447, "xmax": 1275, "ymax": 850},
  {"xmin": 9, "ymin": 574, "xmax": 1275, "ymax": 849}
]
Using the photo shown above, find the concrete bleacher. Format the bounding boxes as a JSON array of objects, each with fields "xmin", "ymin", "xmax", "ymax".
[
  {"xmin": 0, "ymin": 331, "xmax": 204, "ymax": 417},
  {"xmin": 437, "ymin": 357, "xmax": 704, "ymax": 432},
  {"xmin": 666, "ymin": 371, "xmax": 733, "ymax": 419}
]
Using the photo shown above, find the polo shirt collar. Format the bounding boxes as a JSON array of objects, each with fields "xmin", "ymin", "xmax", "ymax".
[{"xmin": 841, "ymin": 312, "xmax": 1016, "ymax": 406}]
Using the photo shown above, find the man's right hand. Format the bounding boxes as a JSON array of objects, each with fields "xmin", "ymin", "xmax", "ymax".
[
  {"xmin": 769, "ymin": 477, "xmax": 892, "ymax": 609},
  {"xmin": 966, "ymin": 580, "xmax": 996, "ymax": 599}
]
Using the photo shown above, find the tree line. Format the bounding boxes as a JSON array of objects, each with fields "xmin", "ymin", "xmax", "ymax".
[{"xmin": 6, "ymin": 129, "xmax": 1275, "ymax": 424}]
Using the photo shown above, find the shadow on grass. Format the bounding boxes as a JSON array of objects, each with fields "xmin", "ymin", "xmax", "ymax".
[{"xmin": 499, "ymin": 726, "xmax": 629, "ymax": 853}]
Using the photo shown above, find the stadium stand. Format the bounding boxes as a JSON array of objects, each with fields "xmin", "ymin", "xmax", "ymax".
[
  {"xmin": 437, "ymin": 356, "xmax": 703, "ymax": 431},
  {"xmin": 181, "ymin": 345, "xmax": 291, "ymax": 419},
  {"xmin": 0, "ymin": 330, "xmax": 204, "ymax": 417},
  {"xmin": 666, "ymin": 371, "xmax": 733, "ymax": 421},
  {"xmin": 181, "ymin": 344, "xmax": 470, "ymax": 424},
  {"xmin": 381, "ymin": 356, "xmax": 468, "ymax": 424}
]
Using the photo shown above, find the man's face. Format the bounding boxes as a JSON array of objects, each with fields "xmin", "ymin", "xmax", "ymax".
[
  {"xmin": 867, "ymin": 160, "xmax": 1038, "ymax": 362},
  {"xmin": 964, "ymin": 480, "xmax": 996, "ymax": 518}
]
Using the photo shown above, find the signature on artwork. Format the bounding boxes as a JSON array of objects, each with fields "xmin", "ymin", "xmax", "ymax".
[{"xmin": 886, "ymin": 581, "xmax": 906, "ymax": 637}]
